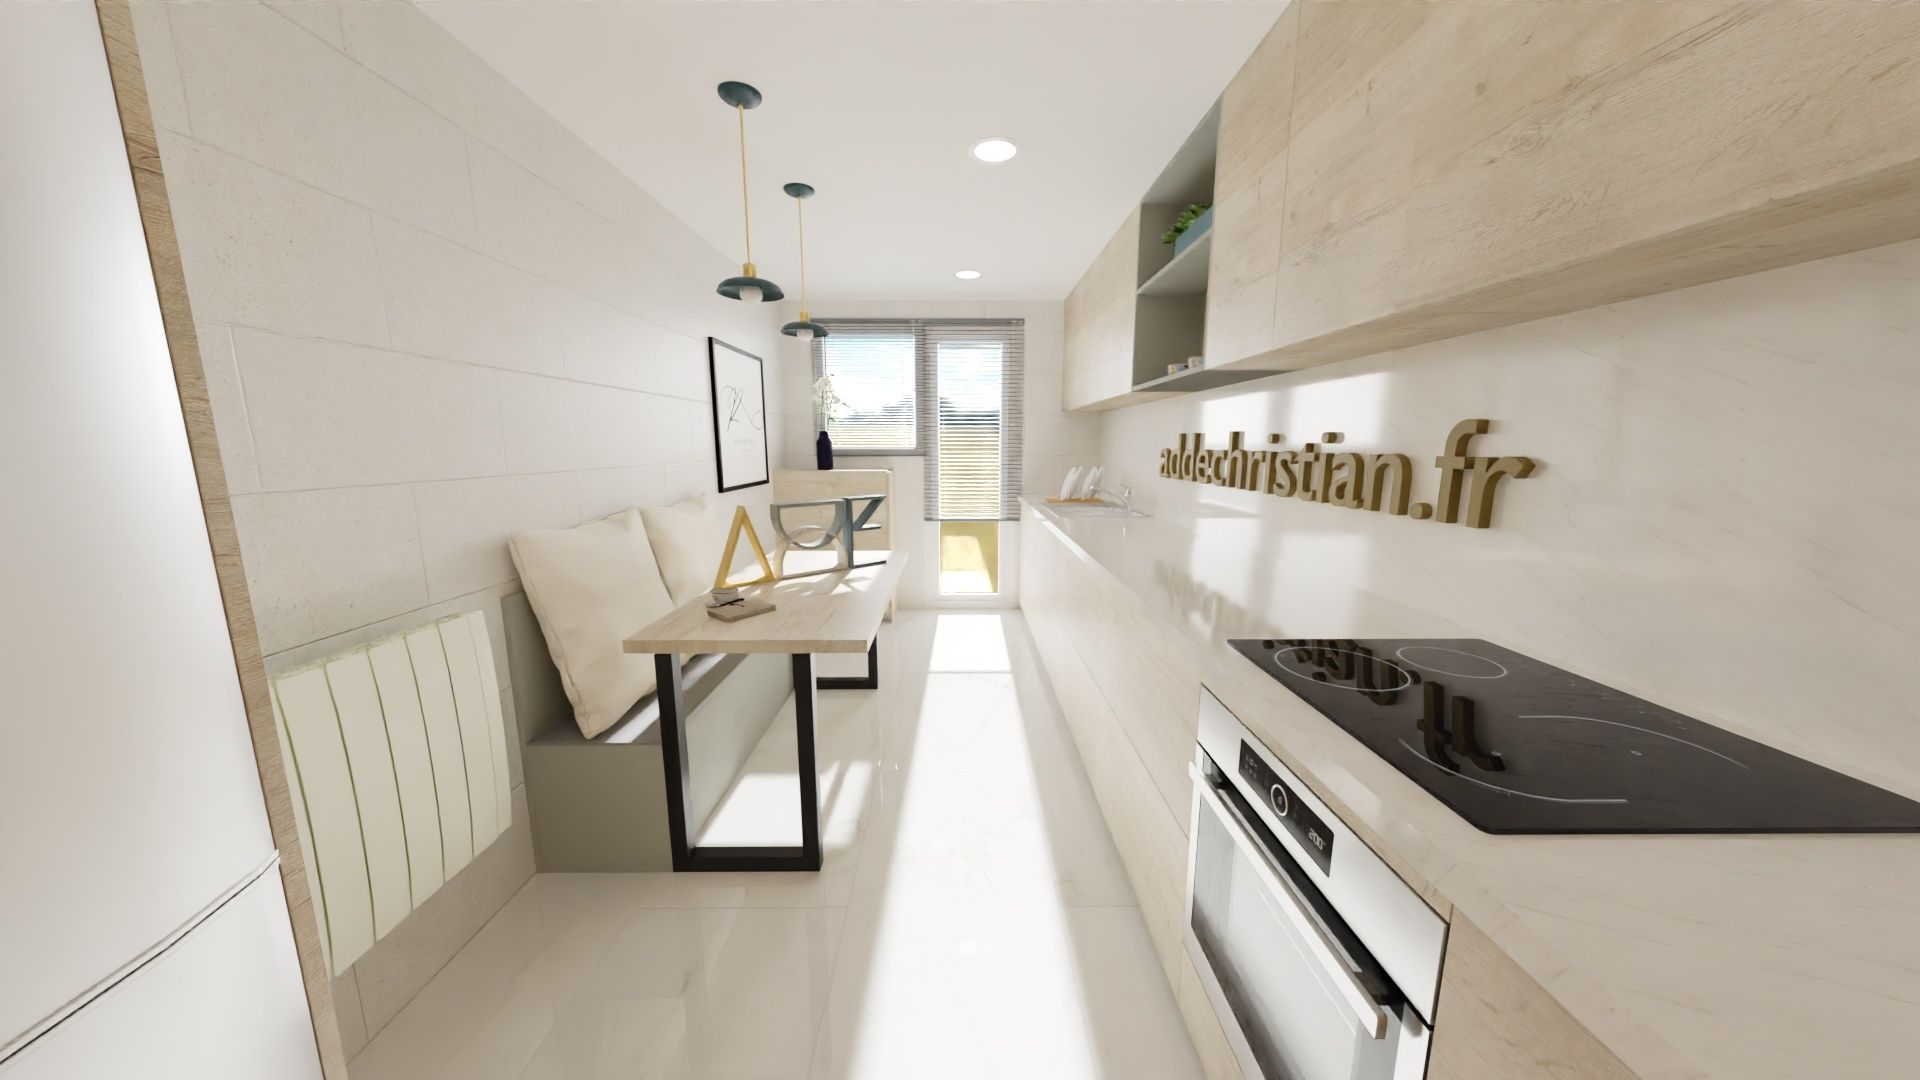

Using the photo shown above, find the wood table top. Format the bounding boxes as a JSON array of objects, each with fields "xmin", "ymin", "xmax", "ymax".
[{"xmin": 623, "ymin": 552, "xmax": 907, "ymax": 655}]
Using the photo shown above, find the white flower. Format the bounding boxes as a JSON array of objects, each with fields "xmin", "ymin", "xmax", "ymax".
[{"xmin": 812, "ymin": 375, "xmax": 844, "ymax": 422}]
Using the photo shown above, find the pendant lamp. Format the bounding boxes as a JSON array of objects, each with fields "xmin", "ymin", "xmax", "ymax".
[
  {"xmin": 715, "ymin": 81, "xmax": 783, "ymax": 303},
  {"xmin": 780, "ymin": 183, "xmax": 827, "ymax": 340}
]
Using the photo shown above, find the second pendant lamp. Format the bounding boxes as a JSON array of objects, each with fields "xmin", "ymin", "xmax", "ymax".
[
  {"xmin": 715, "ymin": 80, "xmax": 783, "ymax": 304},
  {"xmin": 781, "ymin": 183, "xmax": 827, "ymax": 340}
]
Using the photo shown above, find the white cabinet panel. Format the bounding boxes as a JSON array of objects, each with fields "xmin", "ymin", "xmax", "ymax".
[
  {"xmin": 273, "ymin": 668, "xmax": 375, "ymax": 969},
  {"xmin": 324, "ymin": 653, "xmax": 412, "ymax": 937},
  {"xmin": 272, "ymin": 696, "xmax": 331, "ymax": 974},
  {"xmin": 369, "ymin": 638, "xmax": 445, "ymax": 903},
  {"xmin": 438, "ymin": 615, "xmax": 501, "ymax": 849},
  {"xmin": 406, "ymin": 626, "xmax": 475, "ymax": 875},
  {"xmin": 0, "ymin": 3, "xmax": 276, "ymax": 1049},
  {"xmin": 0, "ymin": 869, "xmax": 322, "ymax": 1080},
  {"xmin": 463, "ymin": 611, "xmax": 514, "ymax": 831}
]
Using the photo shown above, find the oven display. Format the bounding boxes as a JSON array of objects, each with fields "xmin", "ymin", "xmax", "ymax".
[{"xmin": 1238, "ymin": 741, "xmax": 1335, "ymax": 873}]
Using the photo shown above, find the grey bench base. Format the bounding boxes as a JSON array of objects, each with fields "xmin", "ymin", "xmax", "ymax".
[{"xmin": 522, "ymin": 651, "xmax": 791, "ymax": 871}]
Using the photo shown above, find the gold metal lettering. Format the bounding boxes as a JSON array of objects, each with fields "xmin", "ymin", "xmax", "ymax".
[
  {"xmin": 1366, "ymin": 454, "xmax": 1412, "ymax": 515},
  {"xmin": 1465, "ymin": 456, "xmax": 1536, "ymax": 528},
  {"xmin": 1433, "ymin": 419, "xmax": 1489, "ymax": 524},
  {"xmin": 1154, "ymin": 420, "xmax": 1532, "ymax": 529}
]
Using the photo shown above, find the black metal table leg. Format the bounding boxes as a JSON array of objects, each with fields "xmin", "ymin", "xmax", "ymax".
[
  {"xmin": 816, "ymin": 635, "xmax": 879, "ymax": 691},
  {"xmin": 655, "ymin": 651, "xmax": 823, "ymax": 873}
]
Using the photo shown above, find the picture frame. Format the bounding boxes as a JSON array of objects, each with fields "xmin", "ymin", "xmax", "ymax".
[{"xmin": 707, "ymin": 337, "xmax": 769, "ymax": 492}]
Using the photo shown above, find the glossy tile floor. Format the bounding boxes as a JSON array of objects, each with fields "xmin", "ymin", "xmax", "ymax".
[{"xmin": 349, "ymin": 611, "xmax": 1201, "ymax": 1079}]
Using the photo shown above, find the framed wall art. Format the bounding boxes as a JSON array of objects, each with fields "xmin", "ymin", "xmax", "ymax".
[{"xmin": 707, "ymin": 337, "xmax": 769, "ymax": 492}]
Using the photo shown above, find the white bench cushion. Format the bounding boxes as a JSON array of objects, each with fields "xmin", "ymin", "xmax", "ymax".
[
  {"xmin": 640, "ymin": 494, "xmax": 733, "ymax": 606},
  {"xmin": 510, "ymin": 508, "xmax": 675, "ymax": 738}
]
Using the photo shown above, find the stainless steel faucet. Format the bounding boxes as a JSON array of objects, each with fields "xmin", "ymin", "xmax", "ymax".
[{"xmin": 1097, "ymin": 484, "xmax": 1134, "ymax": 512}]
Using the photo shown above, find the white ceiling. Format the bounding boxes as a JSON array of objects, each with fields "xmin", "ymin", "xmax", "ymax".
[{"xmin": 421, "ymin": 0, "xmax": 1283, "ymax": 302}]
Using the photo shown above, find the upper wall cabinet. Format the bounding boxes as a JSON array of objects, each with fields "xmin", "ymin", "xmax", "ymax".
[
  {"xmin": 1062, "ymin": 0, "xmax": 1920, "ymax": 407},
  {"xmin": 1063, "ymin": 207, "xmax": 1144, "ymax": 411},
  {"xmin": 1064, "ymin": 106, "xmax": 1268, "ymax": 411},
  {"xmin": 1204, "ymin": 3, "xmax": 1295, "ymax": 367}
]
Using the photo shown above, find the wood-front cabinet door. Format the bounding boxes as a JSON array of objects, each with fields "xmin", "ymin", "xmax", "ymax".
[
  {"xmin": 1427, "ymin": 916, "xmax": 1640, "ymax": 1080},
  {"xmin": 1204, "ymin": 4, "xmax": 1296, "ymax": 367},
  {"xmin": 1063, "ymin": 207, "xmax": 1141, "ymax": 410}
]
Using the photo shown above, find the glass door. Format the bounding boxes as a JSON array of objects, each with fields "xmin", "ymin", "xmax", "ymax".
[{"xmin": 933, "ymin": 335, "xmax": 1005, "ymax": 596}]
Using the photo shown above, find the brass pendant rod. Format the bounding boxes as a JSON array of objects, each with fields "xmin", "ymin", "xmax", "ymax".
[
  {"xmin": 795, "ymin": 197, "xmax": 808, "ymax": 311},
  {"xmin": 736, "ymin": 103, "xmax": 753, "ymax": 267}
]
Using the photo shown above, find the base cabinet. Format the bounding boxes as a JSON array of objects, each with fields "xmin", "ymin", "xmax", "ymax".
[
  {"xmin": 1428, "ymin": 918, "xmax": 1640, "ymax": 1080},
  {"xmin": 1019, "ymin": 508, "xmax": 1240, "ymax": 1076},
  {"xmin": 1021, "ymin": 509, "xmax": 1642, "ymax": 1080}
]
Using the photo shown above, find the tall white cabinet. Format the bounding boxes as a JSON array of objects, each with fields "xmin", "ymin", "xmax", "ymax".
[{"xmin": 0, "ymin": 5, "xmax": 320, "ymax": 1076}]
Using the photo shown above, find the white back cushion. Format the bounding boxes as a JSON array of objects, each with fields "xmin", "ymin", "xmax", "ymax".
[
  {"xmin": 641, "ymin": 495, "xmax": 733, "ymax": 606},
  {"xmin": 509, "ymin": 508, "xmax": 676, "ymax": 738}
]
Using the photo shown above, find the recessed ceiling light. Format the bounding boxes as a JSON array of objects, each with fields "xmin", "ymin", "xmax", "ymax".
[
  {"xmin": 969, "ymin": 138, "xmax": 1018, "ymax": 163},
  {"xmin": 955, "ymin": 270, "xmax": 982, "ymax": 280}
]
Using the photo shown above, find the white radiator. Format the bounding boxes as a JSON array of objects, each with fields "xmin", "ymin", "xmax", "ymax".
[{"xmin": 269, "ymin": 611, "xmax": 511, "ymax": 974}]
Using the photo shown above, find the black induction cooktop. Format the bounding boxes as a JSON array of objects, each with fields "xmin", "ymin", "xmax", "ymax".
[{"xmin": 1229, "ymin": 637, "xmax": 1920, "ymax": 834}]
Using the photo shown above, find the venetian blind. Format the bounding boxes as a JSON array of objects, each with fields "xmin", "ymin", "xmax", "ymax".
[{"xmin": 812, "ymin": 318, "xmax": 1024, "ymax": 521}]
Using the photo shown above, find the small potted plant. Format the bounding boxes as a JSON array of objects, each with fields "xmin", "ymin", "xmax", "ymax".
[
  {"xmin": 1162, "ymin": 202, "xmax": 1213, "ymax": 256},
  {"xmin": 813, "ymin": 374, "xmax": 844, "ymax": 470}
]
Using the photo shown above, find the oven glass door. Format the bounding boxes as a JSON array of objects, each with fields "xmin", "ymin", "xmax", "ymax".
[{"xmin": 1188, "ymin": 764, "xmax": 1406, "ymax": 1080}]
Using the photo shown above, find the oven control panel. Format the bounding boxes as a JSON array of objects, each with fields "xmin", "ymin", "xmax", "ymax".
[{"xmin": 1239, "ymin": 740, "xmax": 1334, "ymax": 873}]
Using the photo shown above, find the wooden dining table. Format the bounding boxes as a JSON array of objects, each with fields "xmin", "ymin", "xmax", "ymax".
[{"xmin": 623, "ymin": 552, "xmax": 907, "ymax": 872}]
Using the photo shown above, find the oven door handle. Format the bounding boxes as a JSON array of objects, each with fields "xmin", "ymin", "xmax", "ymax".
[{"xmin": 1190, "ymin": 762, "xmax": 1391, "ymax": 1040}]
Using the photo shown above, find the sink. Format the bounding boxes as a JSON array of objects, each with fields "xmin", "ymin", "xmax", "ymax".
[{"xmin": 1046, "ymin": 503, "xmax": 1146, "ymax": 518}]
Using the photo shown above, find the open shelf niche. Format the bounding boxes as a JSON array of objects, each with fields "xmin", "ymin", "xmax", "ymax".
[{"xmin": 1128, "ymin": 102, "xmax": 1257, "ymax": 395}]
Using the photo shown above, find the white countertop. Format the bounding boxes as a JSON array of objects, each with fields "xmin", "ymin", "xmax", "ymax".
[{"xmin": 1025, "ymin": 498, "xmax": 1920, "ymax": 1080}]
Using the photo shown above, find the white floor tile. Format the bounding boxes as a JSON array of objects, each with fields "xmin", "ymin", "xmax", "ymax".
[
  {"xmin": 351, "ymin": 612, "xmax": 1197, "ymax": 1080},
  {"xmin": 516, "ymin": 907, "xmax": 842, "ymax": 1080}
]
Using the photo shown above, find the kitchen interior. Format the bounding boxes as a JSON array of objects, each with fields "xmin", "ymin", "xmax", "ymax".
[{"xmin": 4, "ymin": 2, "xmax": 1919, "ymax": 1079}]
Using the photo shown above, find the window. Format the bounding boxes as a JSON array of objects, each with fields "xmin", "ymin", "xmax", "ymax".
[
  {"xmin": 813, "ymin": 319, "xmax": 1024, "ymax": 596},
  {"xmin": 814, "ymin": 328, "xmax": 919, "ymax": 453}
]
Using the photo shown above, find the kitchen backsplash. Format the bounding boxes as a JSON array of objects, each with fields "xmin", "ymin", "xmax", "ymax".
[{"xmin": 1101, "ymin": 239, "xmax": 1920, "ymax": 800}]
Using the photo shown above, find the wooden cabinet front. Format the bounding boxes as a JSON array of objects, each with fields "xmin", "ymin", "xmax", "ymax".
[
  {"xmin": 1428, "ymin": 917, "xmax": 1641, "ymax": 1080},
  {"xmin": 1204, "ymin": 4, "xmax": 1295, "ymax": 366},
  {"xmin": 1062, "ymin": 207, "xmax": 1142, "ymax": 410}
]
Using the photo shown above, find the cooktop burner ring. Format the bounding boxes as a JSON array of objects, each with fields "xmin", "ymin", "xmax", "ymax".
[
  {"xmin": 1519, "ymin": 714, "xmax": 1751, "ymax": 769},
  {"xmin": 1394, "ymin": 645, "xmax": 1509, "ymax": 680},
  {"xmin": 1395, "ymin": 740, "xmax": 1631, "ymax": 805},
  {"xmin": 1270, "ymin": 646, "xmax": 1414, "ymax": 693}
]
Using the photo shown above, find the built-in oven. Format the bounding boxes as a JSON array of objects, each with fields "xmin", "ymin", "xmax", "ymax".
[{"xmin": 1187, "ymin": 689, "xmax": 1449, "ymax": 1080}]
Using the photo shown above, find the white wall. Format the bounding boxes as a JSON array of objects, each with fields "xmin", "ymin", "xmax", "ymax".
[
  {"xmin": 130, "ymin": 0, "xmax": 787, "ymax": 1055},
  {"xmin": 776, "ymin": 300, "xmax": 1099, "ymax": 607},
  {"xmin": 1100, "ymin": 239, "xmax": 1920, "ymax": 802}
]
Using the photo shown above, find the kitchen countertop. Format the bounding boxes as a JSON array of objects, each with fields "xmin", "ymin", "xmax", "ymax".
[{"xmin": 1023, "ymin": 498, "xmax": 1920, "ymax": 1080}]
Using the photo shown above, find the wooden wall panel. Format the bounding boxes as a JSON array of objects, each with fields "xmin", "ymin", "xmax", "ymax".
[
  {"xmin": 1063, "ymin": 207, "xmax": 1144, "ymax": 409},
  {"xmin": 1202, "ymin": 0, "xmax": 1920, "ymax": 375},
  {"xmin": 90, "ymin": 3, "xmax": 347, "ymax": 1072},
  {"xmin": 1204, "ymin": 4, "xmax": 1296, "ymax": 365}
]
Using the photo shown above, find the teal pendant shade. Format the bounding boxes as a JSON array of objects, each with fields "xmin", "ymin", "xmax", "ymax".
[
  {"xmin": 719, "ymin": 276, "xmax": 785, "ymax": 303},
  {"xmin": 715, "ymin": 80, "xmax": 782, "ymax": 304},
  {"xmin": 716, "ymin": 81, "xmax": 762, "ymax": 109},
  {"xmin": 781, "ymin": 180, "xmax": 821, "ymax": 336}
]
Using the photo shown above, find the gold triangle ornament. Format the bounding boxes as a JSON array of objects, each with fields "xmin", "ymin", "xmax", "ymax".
[{"xmin": 714, "ymin": 505, "xmax": 776, "ymax": 588}]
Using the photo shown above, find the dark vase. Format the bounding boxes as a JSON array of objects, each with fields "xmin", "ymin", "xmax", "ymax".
[{"xmin": 815, "ymin": 429, "xmax": 834, "ymax": 470}]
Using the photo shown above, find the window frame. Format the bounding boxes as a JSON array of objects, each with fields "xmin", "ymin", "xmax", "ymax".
[
  {"xmin": 810, "ymin": 323, "xmax": 927, "ymax": 457},
  {"xmin": 811, "ymin": 317, "xmax": 1025, "ymax": 522}
]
